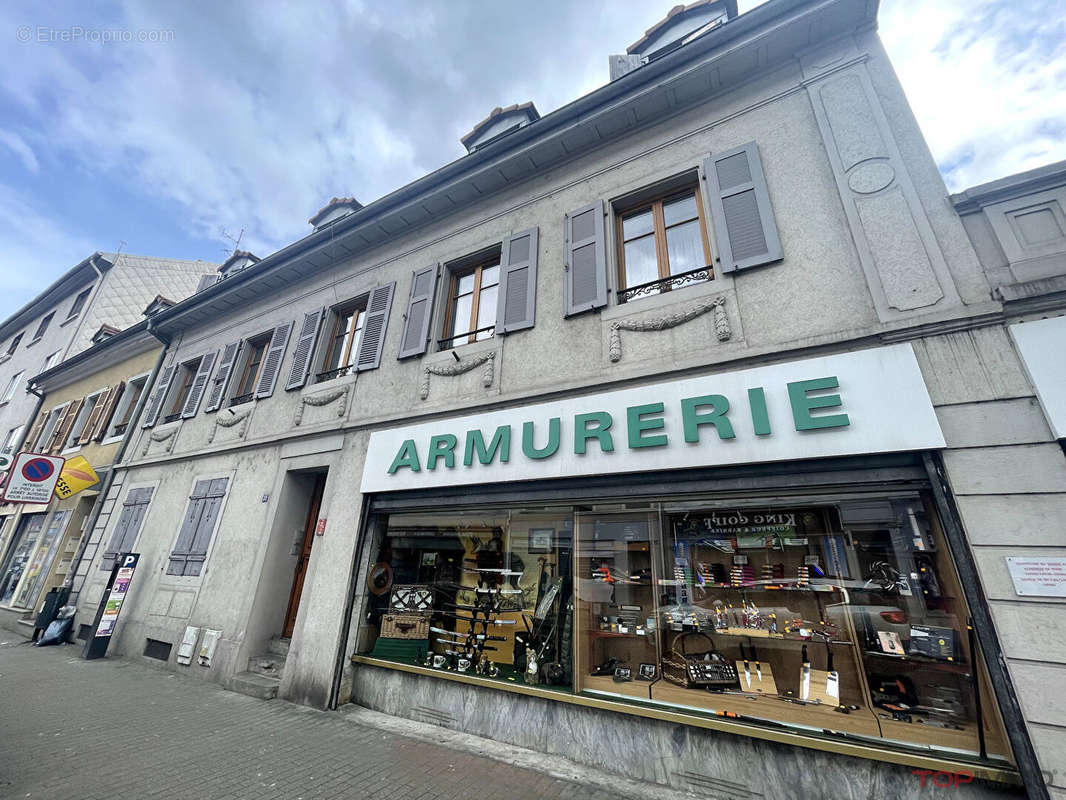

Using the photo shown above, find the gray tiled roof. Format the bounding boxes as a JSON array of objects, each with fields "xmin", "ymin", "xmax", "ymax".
[{"xmin": 72, "ymin": 253, "xmax": 217, "ymax": 354}]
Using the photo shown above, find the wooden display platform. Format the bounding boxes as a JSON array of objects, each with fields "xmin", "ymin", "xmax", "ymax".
[{"xmin": 580, "ymin": 674, "xmax": 882, "ymax": 738}]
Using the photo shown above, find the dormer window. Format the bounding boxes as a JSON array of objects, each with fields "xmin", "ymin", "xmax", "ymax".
[
  {"xmin": 309, "ymin": 197, "xmax": 363, "ymax": 230},
  {"xmin": 217, "ymin": 251, "xmax": 259, "ymax": 281},
  {"xmin": 92, "ymin": 325, "xmax": 120, "ymax": 345},
  {"xmin": 143, "ymin": 296, "xmax": 176, "ymax": 318},
  {"xmin": 460, "ymin": 103, "xmax": 539, "ymax": 153}
]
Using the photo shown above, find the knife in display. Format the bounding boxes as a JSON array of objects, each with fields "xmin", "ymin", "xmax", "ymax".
[
  {"xmin": 750, "ymin": 643, "xmax": 763, "ymax": 682},
  {"xmin": 800, "ymin": 644, "xmax": 811, "ymax": 701},
  {"xmin": 738, "ymin": 642, "xmax": 752, "ymax": 689},
  {"xmin": 825, "ymin": 644, "xmax": 839, "ymax": 700}
]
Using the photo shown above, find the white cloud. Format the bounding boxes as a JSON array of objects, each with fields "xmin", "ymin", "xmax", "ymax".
[
  {"xmin": 0, "ymin": 0, "xmax": 1060, "ymax": 296},
  {"xmin": 879, "ymin": 0, "xmax": 1066, "ymax": 190},
  {"xmin": 0, "ymin": 130, "xmax": 39, "ymax": 173}
]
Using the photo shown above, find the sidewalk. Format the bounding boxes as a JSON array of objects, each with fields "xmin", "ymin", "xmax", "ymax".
[{"xmin": 0, "ymin": 638, "xmax": 621, "ymax": 800}]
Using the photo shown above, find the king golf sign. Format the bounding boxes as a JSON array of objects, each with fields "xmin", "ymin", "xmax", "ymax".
[{"xmin": 2, "ymin": 452, "xmax": 66, "ymax": 503}]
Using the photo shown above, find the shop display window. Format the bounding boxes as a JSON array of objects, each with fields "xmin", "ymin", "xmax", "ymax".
[
  {"xmin": 355, "ymin": 490, "xmax": 1012, "ymax": 767},
  {"xmin": 359, "ymin": 509, "xmax": 574, "ymax": 688}
]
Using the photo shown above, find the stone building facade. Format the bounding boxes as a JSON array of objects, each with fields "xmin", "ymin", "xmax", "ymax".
[{"xmin": 68, "ymin": 1, "xmax": 1066, "ymax": 797}]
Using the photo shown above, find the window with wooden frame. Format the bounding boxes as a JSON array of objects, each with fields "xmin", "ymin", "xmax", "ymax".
[
  {"xmin": 230, "ymin": 334, "xmax": 271, "ymax": 405},
  {"xmin": 317, "ymin": 299, "xmax": 367, "ymax": 382},
  {"xmin": 165, "ymin": 358, "xmax": 202, "ymax": 422},
  {"xmin": 441, "ymin": 252, "xmax": 500, "ymax": 349},
  {"xmin": 615, "ymin": 187, "xmax": 713, "ymax": 302}
]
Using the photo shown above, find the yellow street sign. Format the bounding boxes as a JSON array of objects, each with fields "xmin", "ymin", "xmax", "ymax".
[{"xmin": 54, "ymin": 455, "xmax": 100, "ymax": 499}]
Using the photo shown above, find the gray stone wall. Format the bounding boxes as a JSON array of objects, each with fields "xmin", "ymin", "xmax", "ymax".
[{"xmin": 917, "ymin": 326, "xmax": 1066, "ymax": 795}]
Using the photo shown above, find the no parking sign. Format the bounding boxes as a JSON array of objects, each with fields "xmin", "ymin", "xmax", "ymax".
[{"xmin": 1, "ymin": 452, "xmax": 66, "ymax": 503}]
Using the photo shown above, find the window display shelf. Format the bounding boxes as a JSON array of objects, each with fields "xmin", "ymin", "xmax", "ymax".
[{"xmin": 863, "ymin": 650, "xmax": 969, "ymax": 673}]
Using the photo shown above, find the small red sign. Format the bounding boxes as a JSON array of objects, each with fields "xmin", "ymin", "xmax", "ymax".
[
  {"xmin": 315, "ymin": 518, "xmax": 326, "ymax": 536},
  {"xmin": 22, "ymin": 458, "xmax": 55, "ymax": 482}
]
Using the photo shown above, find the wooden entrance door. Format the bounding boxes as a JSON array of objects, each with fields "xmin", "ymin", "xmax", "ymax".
[{"xmin": 282, "ymin": 474, "xmax": 326, "ymax": 638}]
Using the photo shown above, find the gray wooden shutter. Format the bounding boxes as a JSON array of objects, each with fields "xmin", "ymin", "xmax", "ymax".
[
  {"xmin": 92, "ymin": 381, "xmax": 124, "ymax": 441},
  {"xmin": 564, "ymin": 201, "xmax": 607, "ymax": 316},
  {"xmin": 496, "ymin": 228, "xmax": 539, "ymax": 334},
  {"xmin": 168, "ymin": 482, "xmax": 207, "ymax": 576},
  {"xmin": 101, "ymin": 487, "xmax": 153, "ymax": 571},
  {"xmin": 181, "ymin": 352, "xmax": 216, "ymax": 419},
  {"xmin": 204, "ymin": 342, "xmax": 240, "ymax": 412},
  {"xmin": 186, "ymin": 477, "xmax": 228, "ymax": 576},
  {"xmin": 142, "ymin": 364, "xmax": 176, "ymax": 428},
  {"xmin": 286, "ymin": 309, "xmax": 325, "ymax": 390},
  {"xmin": 703, "ymin": 142, "xmax": 782, "ymax": 272},
  {"xmin": 254, "ymin": 322, "xmax": 293, "ymax": 399},
  {"xmin": 356, "ymin": 283, "xmax": 395, "ymax": 371},
  {"xmin": 397, "ymin": 265, "xmax": 438, "ymax": 359}
]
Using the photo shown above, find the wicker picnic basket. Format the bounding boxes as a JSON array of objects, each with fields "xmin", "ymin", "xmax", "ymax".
[
  {"xmin": 661, "ymin": 631, "xmax": 738, "ymax": 688},
  {"xmin": 380, "ymin": 613, "xmax": 429, "ymax": 640}
]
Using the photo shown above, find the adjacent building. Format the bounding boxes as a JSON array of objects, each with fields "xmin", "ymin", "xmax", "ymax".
[
  {"xmin": 53, "ymin": 1, "xmax": 1066, "ymax": 798},
  {"xmin": 0, "ymin": 251, "xmax": 214, "ymax": 477},
  {"xmin": 0, "ymin": 321, "xmax": 162, "ymax": 633}
]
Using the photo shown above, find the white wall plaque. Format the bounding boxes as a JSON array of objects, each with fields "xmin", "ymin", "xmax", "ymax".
[{"xmin": 1006, "ymin": 557, "xmax": 1066, "ymax": 598}]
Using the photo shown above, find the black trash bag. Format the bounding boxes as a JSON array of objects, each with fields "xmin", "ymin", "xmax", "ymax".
[{"xmin": 36, "ymin": 605, "xmax": 76, "ymax": 647}]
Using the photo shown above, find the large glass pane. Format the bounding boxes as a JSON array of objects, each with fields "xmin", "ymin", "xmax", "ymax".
[
  {"xmin": 357, "ymin": 509, "xmax": 574, "ymax": 689},
  {"xmin": 665, "ymin": 220, "xmax": 705, "ymax": 275},
  {"xmin": 663, "ymin": 193, "xmax": 699, "ymax": 227},
  {"xmin": 13, "ymin": 510, "xmax": 69, "ymax": 609},
  {"xmin": 622, "ymin": 208, "xmax": 654, "ymax": 240},
  {"xmin": 623, "ymin": 235, "xmax": 660, "ymax": 289},
  {"xmin": 346, "ymin": 312, "xmax": 365, "ymax": 367},
  {"xmin": 651, "ymin": 497, "xmax": 1009, "ymax": 761},
  {"xmin": 450, "ymin": 294, "xmax": 473, "ymax": 341},
  {"xmin": 455, "ymin": 272, "xmax": 476, "ymax": 296},
  {"xmin": 476, "ymin": 284, "xmax": 497, "ymax": 339},
  {"xmin": 0, "ymin": 514, "xmax": 44, "ymax": 606},
  {"xmin": 574, "ymin": 512, "xmax": 661, "ymax": 701},
  {"xmin": 480, "ymin": 264, "xmax": 500, "ymax": 288}
]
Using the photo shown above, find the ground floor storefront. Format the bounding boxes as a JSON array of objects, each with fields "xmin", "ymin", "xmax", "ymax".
[
  {"xmin": 0, "ymin": 491, "xmax": 98, "ymax": 635},
  {"xmin": 80, "ymin": 334, "xmax": 1062, "ymax": 797}
]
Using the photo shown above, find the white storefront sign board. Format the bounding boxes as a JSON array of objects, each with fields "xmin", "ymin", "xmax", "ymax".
[
  {"xmin": 361, "ymin": 343, "xmax": 944, "ymax": 492},
  {"xmin": 1, "ymin": 452, "xmax": 66, "ymax": 503},
  {"xmin": 1006, "ymin": 557, "xmax": 1066, "ymax": 598},
  {"xmin": 1010, "ymin": 315, "xmax": 1066, "ymax": 438}
]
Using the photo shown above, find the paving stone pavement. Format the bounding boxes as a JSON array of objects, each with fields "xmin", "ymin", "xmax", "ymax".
[{"xmin": 0, "ymin": 639, "xmax": 619, "ymax": 800}]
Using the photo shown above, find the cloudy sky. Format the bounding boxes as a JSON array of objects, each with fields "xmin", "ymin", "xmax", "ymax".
[{"xmin": 0, "ymin": 0, "xmax": 1063, "ymax": 321}]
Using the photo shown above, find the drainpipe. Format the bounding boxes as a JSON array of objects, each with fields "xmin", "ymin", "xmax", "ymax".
[{"xmin": 64, "ymin": 321, "xmax": 172, "ymax": 604}]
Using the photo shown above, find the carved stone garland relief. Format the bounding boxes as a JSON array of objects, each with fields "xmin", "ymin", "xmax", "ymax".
[
  {"xmin": 208, "ymin": 407, "xmax": 253, "ymax": 444},
  {"xmin": 421, "ymin": 351, "xmax": 496, "ymax": 401},
  {"xmin": 609, "ymin": 296, "xmax": 731, "ymax": 363},
  {"xmin": 294, "ymin": 385, "xmax": 351, "ymax": 426}
]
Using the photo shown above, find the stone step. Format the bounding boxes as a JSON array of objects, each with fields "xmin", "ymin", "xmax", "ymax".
[
  {"xmin": 267, "ymin": 636, "xmax": 290, "ymax": 657},
  {"xmin": 248, "ymin": 653, "xmax": 286, "ymax": 680},
  {"xmin": 230, "ymin": 671, "xmax": 278, "ymax": 701}
]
